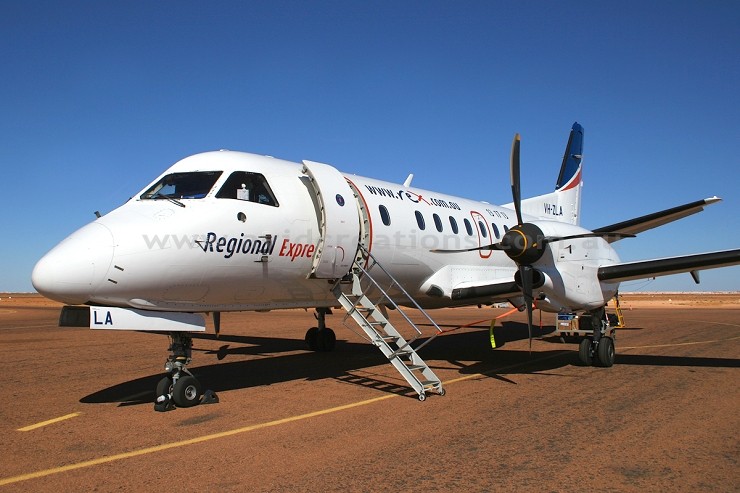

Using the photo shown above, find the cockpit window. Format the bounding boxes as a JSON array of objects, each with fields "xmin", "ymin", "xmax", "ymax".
[
  {"xmin": 140, "ymin": 171, "xmax": 223, "ymax": 201},
  {"xmin": 216, "ymin": 171, "xmax": 279, "ymax": 207}
]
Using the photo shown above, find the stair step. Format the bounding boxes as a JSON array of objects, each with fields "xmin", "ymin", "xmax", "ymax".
[{"xmin": 334, "ymin": 244, "xmax": 443, "ymax": 401}]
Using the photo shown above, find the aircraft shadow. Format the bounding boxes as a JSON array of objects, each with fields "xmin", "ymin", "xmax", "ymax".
[{"xmin": 80, "ymin": 321, "xmax": 739, "ymax": 406}]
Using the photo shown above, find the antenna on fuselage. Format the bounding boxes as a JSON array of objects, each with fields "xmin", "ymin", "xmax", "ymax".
[{"xmin": 403, "ymin": 174, "xmax": 414, "ymax": 188}]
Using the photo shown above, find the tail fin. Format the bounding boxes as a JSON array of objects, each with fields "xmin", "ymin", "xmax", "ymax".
[
  {"xmin": 556, "ymin": 122, "xmax": 584, "ymax": 192},
  {"xmin": 517, "ymin": 122, "xmax": 584, "ymax": 225}
]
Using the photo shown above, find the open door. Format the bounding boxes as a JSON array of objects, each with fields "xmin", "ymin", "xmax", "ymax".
[{"xmin": 302, "ymin": 160, "xmax": 361, "ymax": 279}]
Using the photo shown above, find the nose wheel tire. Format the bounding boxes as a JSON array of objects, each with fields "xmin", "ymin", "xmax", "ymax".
[
  {"xmin": 155, "ymin": 376, "xmax": 173, "ymax": 397},
  {"xmin": 172, "ymin": 375, "xmax": 203, "ymax": 408}
]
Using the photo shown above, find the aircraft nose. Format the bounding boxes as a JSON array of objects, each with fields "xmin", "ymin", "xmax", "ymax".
[{"xmin": 32, "ymin": 223, "xmax": 115, "ymax": 305}]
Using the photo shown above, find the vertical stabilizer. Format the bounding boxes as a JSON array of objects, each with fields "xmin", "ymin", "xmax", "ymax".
[
  {"xmin": 556, "ymin": 122, "xmax": 584, "ymax": 191},
  {"xmin": 514, "ymin": 122, "xmax": 584, "ymax": 225}
]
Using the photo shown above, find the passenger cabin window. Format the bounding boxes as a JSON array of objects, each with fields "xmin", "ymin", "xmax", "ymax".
[
  {"xmin": 449, "ymin": 216, "xmax": 459, "ymax": 234},
  {"xmin": 478, "ymin": 220, "xmax": 488, "ymax": 238},
  {"xmin": 140, "ymin": 171, "xmax": 223, "ymax": 201},
  {"xmin": 379, "ymin": 205, "xmax": 391, "ymax": 226},
  {"xmin": 503, "ymin": 225, "xmax": 510, "ymax": 233},
  {"xmin": 464, "ymin": 218, "xmax": 473, "ymax": 236},
  {"xmin": 492, "ymin": 223, "xmax": 500, "ymax": 239},
  {"xmin": 433, "ymin": 213, "xmax": 443, "ymax": 232},
  {"xmin": 216, "ymin": 171, "xmax": 279, "ymax": 206},
  {"xmin": 415, "ymin": 210, "xmax": 426, "ymax": 230}
]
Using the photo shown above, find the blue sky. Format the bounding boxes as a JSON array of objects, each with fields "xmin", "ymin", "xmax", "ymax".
[{"xmin": 2, "ymin": 1, "xmax": 738, "ymax": 292}]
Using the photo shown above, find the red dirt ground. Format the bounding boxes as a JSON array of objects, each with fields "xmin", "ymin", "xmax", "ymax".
[{"xmin": 0, "ymin": 294, "xmax": 737, "ymax": 492}]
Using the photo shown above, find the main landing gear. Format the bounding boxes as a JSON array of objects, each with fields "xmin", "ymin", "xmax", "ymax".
[
  {"xmin": 577, "ymin": 306, "xmax": 616, "ymax": 368},
  {"xmin": 305, "ymin": 307, "xmax": 336, "ymax": 352},
  {"xmin": 154, "ymin": 332, "xmax": 218, "ymax": 412}
]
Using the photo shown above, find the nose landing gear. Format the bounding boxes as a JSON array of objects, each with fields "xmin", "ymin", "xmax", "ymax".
[{"xmin": 154, "ymin": 332, "xmax": 218, "ymax": 412}]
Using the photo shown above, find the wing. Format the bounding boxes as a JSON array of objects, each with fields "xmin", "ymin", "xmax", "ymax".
[
  {"xmin": 598, "ymin": 249, "xmax": 740, "ymax": 283},
  {"xmin": 593, "ymin": 197, "xmax": 721, "ymax": 242}
]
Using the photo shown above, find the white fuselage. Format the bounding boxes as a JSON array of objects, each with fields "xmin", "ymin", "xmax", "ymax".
[{"xmin": 32, "ymin": 151, "xmax": 620, "ymax": 313}]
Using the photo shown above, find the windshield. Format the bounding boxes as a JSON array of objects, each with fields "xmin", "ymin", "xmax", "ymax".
[{"xmin": 140, "ymin": 171, "xmax": 223, "ymax": 200}]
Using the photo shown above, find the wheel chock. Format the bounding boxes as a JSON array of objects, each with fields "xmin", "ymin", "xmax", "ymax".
[{"xmin": 201, "ymin": 389, "xmax": 219, "ymax": 405}]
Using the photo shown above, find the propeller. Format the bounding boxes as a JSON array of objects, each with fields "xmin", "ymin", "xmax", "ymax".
[
  {"xmin": 430, "ymin": 131, "xmax": 634, "ymax": 352},
  {"xmin": 508, "ymin": 134, "xmax": 538, "ymax": 352},
  {"xmin": 502, "ymin": 134, "xmax": 636, "ymax": 350}
]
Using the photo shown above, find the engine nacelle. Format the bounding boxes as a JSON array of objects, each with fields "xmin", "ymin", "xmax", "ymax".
[{"xmin": 528, "ymin": 220, "xmax": 621, "ymax": 311}]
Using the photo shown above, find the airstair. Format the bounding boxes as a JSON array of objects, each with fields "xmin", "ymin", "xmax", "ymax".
[{"xmin": 332, "ymin": 245, "xmax": 444, "ymax": 401}]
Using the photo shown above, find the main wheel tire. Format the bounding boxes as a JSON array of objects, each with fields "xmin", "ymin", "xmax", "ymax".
[
  {"xmin": 172, "ymin": 375, "xmax": 203, "ymax": 408},
  {"xmin": 596, "ymin": 336, "xmax": 615, "ymax": 368},
  {"xmin": 155, "ymin": 376, "xmax": 173, "ymax": 397},
  {"xmin": 578, "ymin": 338, "xmax": 593, "ymax": 366},
  {"xmin": 305, "ymin": 327, "xmax": 319, "ymax": 351},
  {"xmin": 317, "ymin": 328, "xmax": 336, "ymax": 352}
]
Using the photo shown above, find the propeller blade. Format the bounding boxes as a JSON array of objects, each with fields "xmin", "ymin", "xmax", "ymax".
[
  {"xmin": 519, "ymin": 265, "xmax": 534, "ymax": 354},
  {"xmin": 510, "ymin": 133, "xmax": 523, "ymax": 226}
]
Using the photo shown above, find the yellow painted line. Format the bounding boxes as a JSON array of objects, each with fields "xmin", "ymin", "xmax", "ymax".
[
  {"xmin": 681, "ymin": 319, "xmax": 740, "ymax": 328},
  {"xmin": 17, "ymin": 413, "xmax": 81, "ymax": 432},
  {"xmin": 0, "ymin": 395, "xmax": 395, "ymax": 486},
  {"xmin": 620, "ymin": 334, "xmax": 740, "ymax": 351},
  {"xmin": 0, "ymin": 349, "xmax": 571, "ymax": 487}
]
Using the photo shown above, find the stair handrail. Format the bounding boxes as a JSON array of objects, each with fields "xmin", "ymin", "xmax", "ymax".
[{"xmin": 354, "ymin": 244, "xmax": 443, "ymax": 351}]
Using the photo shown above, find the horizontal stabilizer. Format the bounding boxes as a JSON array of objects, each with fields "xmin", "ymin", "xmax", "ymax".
[
  {"xmin": 593, "ymin": 197, "xmax": 721, "ymax": 241},
  {"xmin": 598, "ymin": 249, "xmax": 740, "ymax": 283}
]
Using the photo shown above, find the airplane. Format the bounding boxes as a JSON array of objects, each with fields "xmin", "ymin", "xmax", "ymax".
[{"xmin": 31, "ymin": 122, "xmax": 740, "ymax": 410}]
